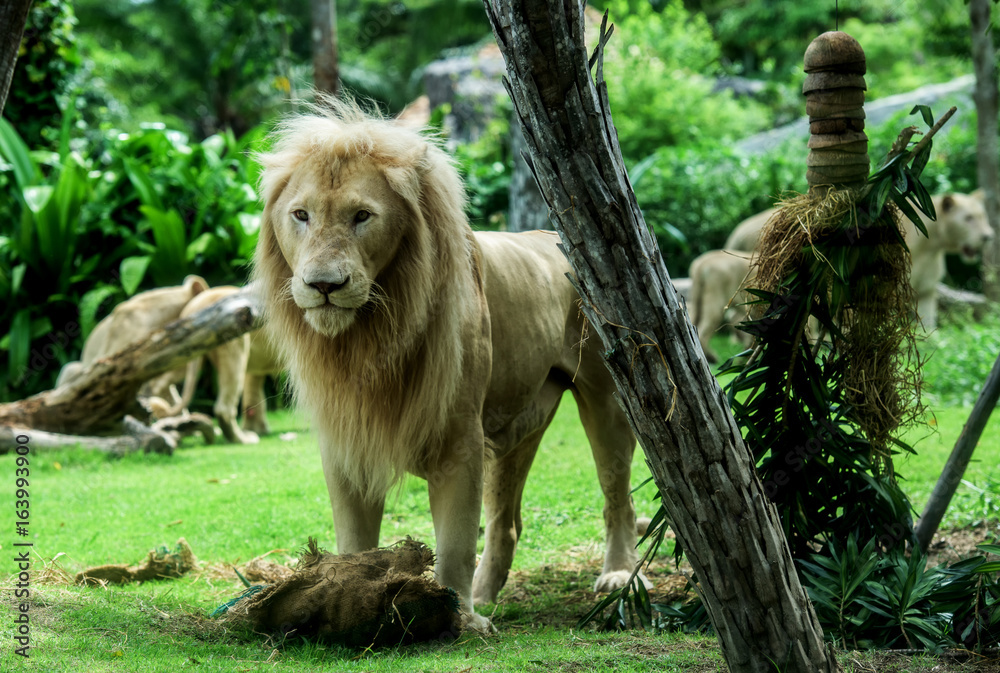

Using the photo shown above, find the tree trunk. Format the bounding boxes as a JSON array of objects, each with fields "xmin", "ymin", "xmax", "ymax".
[
  {"xmin": 0, "ymin": 290, "xmax": 258, "ymax": 436},
  {"xmin": 0, "ymin": 0, "xmax": 32, "ymax": 115},
  {"xmin": 311, "ymin": 0, "xmax": 340, "ymax": 97},
  {"xmin": 508, "ymin": 120, "xmax": 549, "ymax": 231},
  {"xmin": 483, "ymin": 3, "xmax": 839, "ymax": 671},
  {"xmin": 915, "ymin": 350, "xmax": 1000, "ymax": 552},
  {"xmin": 970, "ymin": 0, "xmax": 1000, "ymax": 301}
]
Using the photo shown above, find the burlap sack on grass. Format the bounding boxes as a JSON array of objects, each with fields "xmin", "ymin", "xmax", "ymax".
[
  {"xmin": 76, "ymin": 538, "xmax": 197, "ymax": 585},
  {"xmin": 215, "ymin": 537, "xmax": 462, "ymax": 648}
]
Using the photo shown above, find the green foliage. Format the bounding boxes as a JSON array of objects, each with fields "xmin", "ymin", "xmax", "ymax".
[
  {"xmin": 922, "ymin": 313, "xmax": 1000, "ymax": 407},
  {"xmin": 629, "ymin": 141, "xmax": 804, "ymax": 276},
  {"xmin": 4, "ymin": 0, "xmax": 81, "ymax": 149},
  {"xmin": 73, "ymin": 0, "xmax": 308, "ymax": 138},
  {"xmin": 801, "ymin": 535, "xmax": 1000, "ymax": 651},
  {"xmin": 450, "ymin": 111, "xmax": 512, "ymax": 230},
  {"xmin": 339, "ymin": 0, "xmax": 492, "ymax": 110},
  {"xmin": 0, "ymin": 113, "xmax": 264, "ymax": 401},
  {"xmin": 601, "ymin": 0, "xmax": 770, "ymax": 160}
]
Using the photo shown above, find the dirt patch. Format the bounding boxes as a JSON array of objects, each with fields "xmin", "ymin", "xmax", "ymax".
[
  {"xmin": 925, "ymin": 521, "xmax": 1000, "ymax": 568},
  {"xmin": 489, "ymin": 549, "xmax": 696, "ymax": 631}
]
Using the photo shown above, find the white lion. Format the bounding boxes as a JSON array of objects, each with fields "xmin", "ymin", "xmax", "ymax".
[
  {"xmin": 251, "ymin": 102, "xmax": 646, "ymax": 632},
  {"xmin": 687, "ymin": 250, "xmax": 753, "ymax": 363}
]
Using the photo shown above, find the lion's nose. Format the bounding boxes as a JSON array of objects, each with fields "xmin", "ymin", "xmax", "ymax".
[{"xmin": 310, "ymin": 278, "xmax": 350, "ymax": 295}]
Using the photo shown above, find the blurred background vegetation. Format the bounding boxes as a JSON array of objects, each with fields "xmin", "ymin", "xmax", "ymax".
[{"xmin": 1, "ymin": 0, "xmax": 997, "ymax": 401}]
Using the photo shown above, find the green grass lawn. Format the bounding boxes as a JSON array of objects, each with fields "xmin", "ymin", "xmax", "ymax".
[{"xmin": 1, "ymin": 328, "xmax": 998, "ymax": 671}]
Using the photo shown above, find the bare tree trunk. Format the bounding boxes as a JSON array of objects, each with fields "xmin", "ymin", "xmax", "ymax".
[
  {"xmin": 0, "ymin": 291, "xmax": 258, "ymax": 436},
  {"xmin": 971, "ymin": 0, "xmax": 1000, "ymax": 301},
  {"xmin": 508, "ymin": 121, "xmax": 549, "ymax": 231},
  {"xmin": 0, "ymin": 0, "xmax": 32, "ymax": 115},
  {"xmin": 311, "ymin": 0, "xmax": 340, "ymax": 97},
  {"xmin": 915, "ymin": 350, "xmax": 1000, "ymax": 552},
  {"xmin": 483, "ymin": 3, "xmax": 839, "ymax": 671}
]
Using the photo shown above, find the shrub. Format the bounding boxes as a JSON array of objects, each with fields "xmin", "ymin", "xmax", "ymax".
[
  {"xmin": 629, "ymin": 140, "xmax": 805, "ymax": 276},
  {"xmin": 800, "ymin": 535, "xmax": 1000, "ymax": 651},
  {"xmin": 0, "ymin": 113, "xmax": 265, "ymax": 401},
  {"xmin": 601, "ymin": 0, "xmax": 771, "ymax": 160}
]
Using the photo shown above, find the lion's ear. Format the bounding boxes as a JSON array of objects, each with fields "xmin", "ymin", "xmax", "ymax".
[
  {"xmin": 382, "ymin": 146, "xmax": 427, "ymax": 209},
  {"xmin": 940, "ymin": 194, "xmax": 956, "ymax": 212},
  {"xmin": 184, "ymin": 275, "xmax": 209, "ymax": 297}
]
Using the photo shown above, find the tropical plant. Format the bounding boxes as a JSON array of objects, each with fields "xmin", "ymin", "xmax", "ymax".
[
  {"xmin": 628, "ymin": 140, "xmax": 804, "ymax": 276},
  {"xmin": 800, "ymin": 537, "xmax": 1000, "ymax": 651},
  {"xmin": 449, "ymin": 109, "xmax": 512, "ymax": 230},
  {"xmin": 0, "ymin": 111, "xmax": 264, "ymax": 401}
]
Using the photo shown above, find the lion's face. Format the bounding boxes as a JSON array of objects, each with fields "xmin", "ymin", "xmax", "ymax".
[
  {"xmin": 269, "ymin": 156, "xmax": 413, "ymax": 337},
  {"xmin": 937, "ymin": 193, "xmax": 994, "ymax": 263}
]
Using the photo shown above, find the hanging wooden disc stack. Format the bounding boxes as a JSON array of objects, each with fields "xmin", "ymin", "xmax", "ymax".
[{"xmin": 804, "ymin": 31, "xmax": 869, "ymax": 192}]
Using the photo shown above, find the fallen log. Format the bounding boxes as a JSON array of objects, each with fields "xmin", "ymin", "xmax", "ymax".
[
  {"xmin": 0, "ymin": 416, "xmax": 175, "ymax": 456},
  {"xmin": 0, "ymin": 288, "xmax": 260, "ymax": 440}
]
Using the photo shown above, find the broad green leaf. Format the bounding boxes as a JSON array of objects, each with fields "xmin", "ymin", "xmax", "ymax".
[
  {"xmin": 0, "ymin": 116, "xmax": 39, "ymax": 188},
  {"xmin": 35, "ymin": 158, "xmax": 89, "ymax": 279},
  {"xmin": 123, "ymin": 158, "xmax": 164, "ymax": 210},
  {"xmin": 142, "ymin": 206, "xmax": 187, "ymax": 284},
  {"xmin": 974, "ymin": 562, "xmax": 1000, "ymax": 574},
  {"xmin": 11, "ymin": 263, "xmax": 26, "ymax": 297},
  {"xmin": 119, "ymin": 256, "xmax": 152, "ymax": 296},
  {"xmin": 976, "ymin": 544, "xmax": 1000, "ymax": 556},
  {"xmin": 58, "ymin": 99, "xmax": 75, "ymax": 162},
  {"xmin": 7, "ymin": 309, "xmax": 31, "ymax": 385},
  {"xmin": 910, "ymin": 104, "xmax": 935, "ymax": 127},
  {"xmin": 186, "ymin": 232, "xmax": 217, "ymax": 261},
  {"xmin": 628, "ymin": 152, "xmax": 660, "ymax": 186},
  {"xmin": 30, "ymin": 316, "xmax": 54, "ymax": 340},
  {"xmin": 22, "ymin": 185, "xmax": 54, "ymax": 214}
]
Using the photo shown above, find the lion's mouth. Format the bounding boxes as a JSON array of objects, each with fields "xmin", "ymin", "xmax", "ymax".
[
  {"xmin": 961, "ymin": 245, "xmax": 981, "ymax": 262},
  {"xmin": 304, "ymin": 303, "xmax": 357, "ymax": 337}
]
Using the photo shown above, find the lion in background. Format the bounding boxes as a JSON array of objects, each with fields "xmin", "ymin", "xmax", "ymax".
[
  {"xmin": 687, "ymin": 250, "xmax": 753, "ymax": 363},
  {"xmin": 251, "ymin": 101, "xmax": 645, "ymax": 632},
  {"xmin": 168, "ymin": 286, "xmax": 284, "ymax": 444},
  {"xmin": 690, "ymin": 192, "xmax": 995, "ymax": 355},
  {"xmin": 56, "ymin": 275, "xmax": 209, "ymax": 400}
]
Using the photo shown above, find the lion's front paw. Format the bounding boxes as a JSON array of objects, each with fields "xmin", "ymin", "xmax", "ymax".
[
  {"xmin": 238, "ymin": 430, "xmax": 260, "ymax": 445},
  {"xmin": 461, "ymin": 611, "xmax": 496, "ymax": 635},
  {"xmin": 594, "ymin": 569, "xmax": 653, "ymax": 594}
]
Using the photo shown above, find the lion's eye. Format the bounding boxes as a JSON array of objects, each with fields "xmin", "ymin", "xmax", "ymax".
[
  {"xmin": 354, "ymin": 210, "xmax": 371, "ymax": 225},
  {"xmin": 292, "ymin": 209, "xmax": 309, "ymax": 223}
]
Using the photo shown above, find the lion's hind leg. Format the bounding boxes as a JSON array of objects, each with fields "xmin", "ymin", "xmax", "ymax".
[{"xmin": 571, "ymin": 380, "xmax": 650, "ymax": 594}]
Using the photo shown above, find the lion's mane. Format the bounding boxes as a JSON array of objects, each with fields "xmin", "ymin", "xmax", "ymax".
[{"xmin": 252, "ymin": 101, "xmax": 484, "ymax": 499}]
